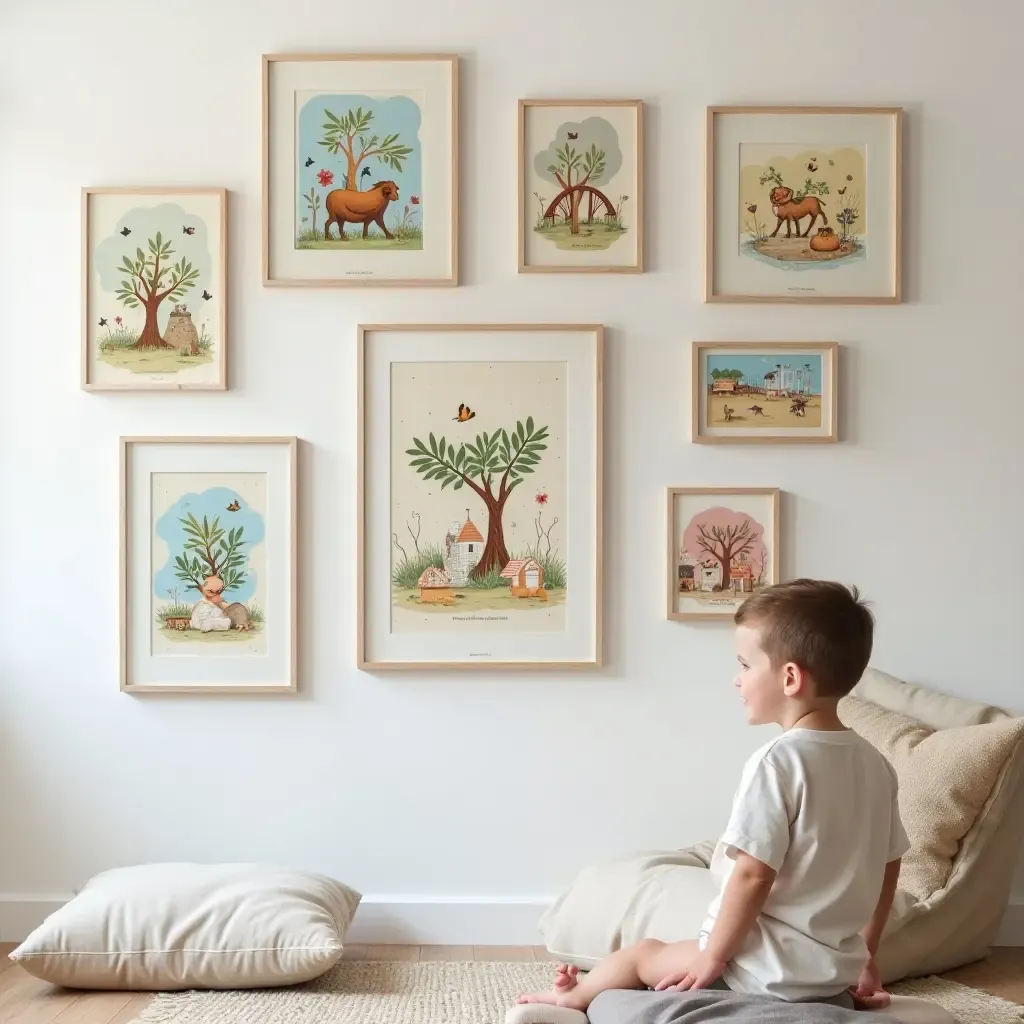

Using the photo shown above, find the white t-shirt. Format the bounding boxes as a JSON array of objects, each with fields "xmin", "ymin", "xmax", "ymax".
[{"xmin": 700, "ymin": 728, "xmax": 910, "ymax": 1001}]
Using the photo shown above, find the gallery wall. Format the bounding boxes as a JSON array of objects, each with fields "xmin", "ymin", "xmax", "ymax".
[{"xmin": 1, "ymin": 0, "xmax": 1022, "ymax": 942}]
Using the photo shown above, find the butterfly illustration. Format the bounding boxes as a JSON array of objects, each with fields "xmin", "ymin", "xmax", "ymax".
[
  {"xmin": 120, "ymin": 226, "xmax": 131, "ymax": 236},
  {"xmin": 807, "ymin": 160, "xmax": 818, "ymax": 172},
  {"xmin": 453, "ymin": 403, "xmax": 476, "ymax": 422},
  {"xmin": 98, "ymin": 317, "xmax": 108, "ymax": 327},
  {"xmin": 202, "ymin": 289, "xmax": 212, "ymax": 300},
  {"xmin": 226, "ymin": 499, "xmax": 241, "ymax": 511},
  {"xmin": 183, "ymin": 225, "xmax": 195, "ymax": 235},
  {"xmin": 567, "ymin": 131, "xmax": 578, "ymax": 139},
  {"xmin": 305, "ymin": 157, "xmax": 314, "ymax": 167},
  {"xmin": 838, "ymin": 187, "xmax": 847, "ymax": 195}
]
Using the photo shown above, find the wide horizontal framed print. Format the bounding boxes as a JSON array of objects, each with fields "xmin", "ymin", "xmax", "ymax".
[
  {"xmin": 692, "ymin": 341, "xmax": 838, "ymax": 443},
  {"xmin": 667, "ymin": 487, "xmax": 780, "ymax": 622},
  {"xmin": 518, "ymin": 99, "xmax": 643, "ymax": 273},
  {"xmin": 358, "ymin": 323, "xmax": 603, "ymax": 669},
  {"xmin": 262, "ymin": 53, "xmax": 458, "ymax": 287},
  {"xmin": 706, "ymin": 106, "xmax": 902, "ymax": 303},
  {"xmin": 82, "ymin": 187, "xmax": 227, "ymax": 391},
  {"xmin": 120, "ymin": 436, "xmax": 298, "ymax": 694}
]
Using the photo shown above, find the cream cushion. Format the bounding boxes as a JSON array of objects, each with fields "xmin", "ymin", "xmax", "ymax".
[
  {"xmin": 9, "ymin": 862, "xmax": 361, "ymax": 990},
  {"xmin": 539, "ymin": 669, "xmax": 1024, "ymax": 983}
]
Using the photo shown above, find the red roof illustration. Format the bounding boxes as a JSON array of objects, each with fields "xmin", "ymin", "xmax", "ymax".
[
  {"xmin": 501, "ymin": 558, "xmax": 541, "ymax": 578},
  {"xmin": 457, "ymin": 519, "xmax": 484, "ymax": 543},
  {"xmin": 417, "ymin": 566, "xmax": 452, "ymax": 588}
]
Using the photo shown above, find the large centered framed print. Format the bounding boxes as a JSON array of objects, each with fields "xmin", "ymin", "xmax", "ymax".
[
  {"xmin": 120, "ymin": 436, "xmax": 298, "ymax": 693},
  {"xmin": 706, "ymin": 106, "xmax": 902, "ymax": 303},
  {"xmin": 358, "ymin": 324, "xmax": 603, "ymax": 669},
  {"xmin": 263, "ymin": 53, "xmax": 458, "ymax": 287}
]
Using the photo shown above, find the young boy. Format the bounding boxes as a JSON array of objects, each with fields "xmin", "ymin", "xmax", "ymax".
[{"xmin": 519, "ymin": 579, "xmax": 909, "ymax": 1011}]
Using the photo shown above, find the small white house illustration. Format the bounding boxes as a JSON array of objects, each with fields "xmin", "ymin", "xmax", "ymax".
[
  {"xmin": 417, "ymin": 566, "xmax": 455, "ymax": 605},
  {"xmin": 700, "ymin": 562, "xmax": 723, "ymax": 591},
  {"xmin": 501, "ymin": 557, "xmax": 547, "ymax": 599},
  {"xmin": 444, "ymin": 510, "xmax": 484, "ymax": 586}
]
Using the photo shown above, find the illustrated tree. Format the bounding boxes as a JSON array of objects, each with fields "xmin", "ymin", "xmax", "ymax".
[
  {"xmin": 405, "ymin": 418, "xmax": 549, "ymax": 578},
  {"xmin": 540, "ymin": 141, "xmax": 617, "ymax": 235},
  {"xmin": 710, "ymin": 368, "xmax": 744, "ymax": 381},
  {"xmin": 173, "ymin": 513, "xmax": 249, "ymax": 594},
  {"xmin": 303, "ymin": 187, "xmax": 322, "ymax": 236},
  {"xmin": 759, "ymin": 164, "xmax": 830, "ymax": 201},
  {"xmin": 319, "ymin": 106, "xmax": 413, "ymax": 191},
  {"xmin": 683, "ymin": 507, "xmax": 764, "ymax": 592},
  {"xmin": 114, "ymin": 232, "xmax": 199, "ymax": 350}
]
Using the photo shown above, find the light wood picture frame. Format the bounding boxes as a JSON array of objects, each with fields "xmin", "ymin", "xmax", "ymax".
[
  {"xmin": 262, "ymin": 53, "xmax": 458, "ymax": 287},
  {"xmin": 82, "ymin": 187, "xmax": 228, "ymax": 391},
  {"xmin": 667, "ymin": 487, "xmax": 781, "ymax": 622},
  {"xmin": 518, "ymin": 99, "xmax": 643, "ymax": 273},
  {"xmin": 705, "ymin": 106, "xmax": 902, "ymax": 304},
  {"xmin": 692, "ymin": 341, "xmax": 838, "ymax": 444},
  {"xmin": 120, "ymin": 436, "xmax": 298, "ymax": 694},
  {"xmin": 358, "ymin": 323, "xmax": 603, "ymax": 669}
]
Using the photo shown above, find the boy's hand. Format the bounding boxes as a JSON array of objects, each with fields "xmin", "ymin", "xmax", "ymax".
[
  {"xmin": 848, "ymin": 955, "xmax": 890, "ymax": 1009},
  {"xmin": 654, "ymin": 950, "xmax": 728, "ymax": 992}
]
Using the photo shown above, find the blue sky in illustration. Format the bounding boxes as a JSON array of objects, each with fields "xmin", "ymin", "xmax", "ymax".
[
  {"xmin": 295, "ymin": 93, "xmax": 422, "ymax": 226},
  {"xmin": 705, "ymin": 353, "xmax": 822, "ymax": 391},
  {"xmin": 153, "ymin": 486, "xmax": 264, "ymax": 605},
  {"xmin": 94, "ymin": 203, "xmax": 215, "ymax": 334}
]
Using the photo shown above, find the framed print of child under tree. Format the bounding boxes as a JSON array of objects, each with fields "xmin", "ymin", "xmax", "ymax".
[
  {"xmin": 120, "ymin": 436, "xmax": 298, "ymax": 693},
  {"xmin": 262, "ymin": 53, "xmax": 457, "ymax": 287},
  {"xmin": 705, "ymin": 106, "xmax": 902, "ymax": 303},
  {"xmin": 82, "ymin": 187, "xmax": 227, "ymax": 391},
  {"xmin": 667, "ymin": 487, "xmax": 780, "ymax": 622},
  {"xmin": 358, "ymin": 324, "xmax": 603, "ymax": 669}
]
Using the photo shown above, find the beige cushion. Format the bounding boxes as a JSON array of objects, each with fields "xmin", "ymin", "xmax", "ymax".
[
  {"xmin": 539, "ymin": 669, "xmax": 1024, "ymax": 984},
  {"xmin": 837, "ymin": 693, "xmax": 1024, "ymax": 900},
  {"xmin": 9, "ymin": 862, "xmax": 361, "ymax": 990}
]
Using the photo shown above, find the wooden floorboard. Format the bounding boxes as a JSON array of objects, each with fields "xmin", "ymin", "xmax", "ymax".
[{"xmin": 1, "ymin": 945, "xmax": 1020, "ymax": 1021}]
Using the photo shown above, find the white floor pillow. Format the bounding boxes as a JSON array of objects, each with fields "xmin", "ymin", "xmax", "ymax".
[{"xmin": 9, "ymin": 862, "xmax": 361, "ymax": 990}]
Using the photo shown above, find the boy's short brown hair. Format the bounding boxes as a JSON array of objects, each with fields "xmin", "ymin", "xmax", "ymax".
[{"xmin": 734, "ymin": 579, "xmax": 874, "ymax": 697}]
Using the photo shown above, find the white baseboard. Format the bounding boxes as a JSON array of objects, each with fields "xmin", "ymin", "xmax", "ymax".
[
  {"xmin": 5, "ymin": 894, "xmax": 1022, "ymax": 947},
  {"xmin": 0, "ymin": 894, "xmax": 552, "ymax": 946}
]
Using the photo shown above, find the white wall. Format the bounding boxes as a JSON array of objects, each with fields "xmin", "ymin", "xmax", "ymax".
[{"xmin": 1, "ymin": 0, "xmax": 1022, "ymax": 943}]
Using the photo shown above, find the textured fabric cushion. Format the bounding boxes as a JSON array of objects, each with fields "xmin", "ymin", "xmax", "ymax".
[
  {"xmin": 9, "ymin": 862, "xmax": 361, "ymax": 990},
  {"xmin": 838, "ymin": 693, "xmax": 1024, "ymax": 900},
  {"xmin": 538, "ymin": 849, "xmax": 718, "ymax": 970}
]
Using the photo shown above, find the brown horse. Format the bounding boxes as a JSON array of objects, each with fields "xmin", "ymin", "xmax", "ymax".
[
  {"xmin": 323, "ymin": 181, "xmax": 399, "ymax": 241},
  {"xmin": 768, "ymin": 186, "xmax": 828, "ymax": 238}
]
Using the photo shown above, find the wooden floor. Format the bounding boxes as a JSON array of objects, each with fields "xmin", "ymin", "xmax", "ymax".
[{"xmin": 2, "ymin": 943, "xmax": 1022, "ymax": 1023}]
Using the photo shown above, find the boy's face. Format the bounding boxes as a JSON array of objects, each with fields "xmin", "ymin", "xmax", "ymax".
[{"xmin": 733, "ymin": 624, "xmax": 786, "ymax": 725}]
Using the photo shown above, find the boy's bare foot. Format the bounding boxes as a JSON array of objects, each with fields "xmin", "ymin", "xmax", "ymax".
[{"xmin": 516, "ymin": 964, "xmax": 581, "ymax": 1006}]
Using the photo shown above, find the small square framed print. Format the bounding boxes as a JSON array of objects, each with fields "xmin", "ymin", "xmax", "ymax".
[
  {"xmin": 692, "ymin": 341, "xmax": 838, "ymax": 443},
  {"xmin": 706, "ymin": 106, "xmax": 902, "ymax": 303}
]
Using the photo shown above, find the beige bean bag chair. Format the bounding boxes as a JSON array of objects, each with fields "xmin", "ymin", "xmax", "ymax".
[{"xmin": 539, "ymin": 669, "xmax": 1024, "ymax": 984}]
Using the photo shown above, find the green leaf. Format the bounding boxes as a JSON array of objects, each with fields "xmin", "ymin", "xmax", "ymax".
[
  {"xmin": 517, "ymin": 464, "xmax": 535, "ymax": 474},
  {"xmin": 516, "ymin": 421, "xmax": 525, "ymax": 443},
  {"xmin": 526, "ymin": 416, "xmax": 535, "ymax": 437},
  {"xmin": 455, "ymin": 447, "xmax": 466, "ymax": 469},
  {"xmin": 453, "ymin": 479, "xmax": 464, "ymax": 490},
  {"xmin": 412, "ymin": 437, "xmax": 430, "ymax": 456},
  {"xmin": 438, "ymin": 436, "xmax": 446, "ymax": 459},
  {"xmin": 429, "ymin": 432, "xmax": 438, "ymax": 455},
  {"xmin": 447, "ymin": 444, "xmax": 455, "ymax": 463},
  {"xmin": 440, "ymin": 474, "xmax": 457, "ymax": 490}
]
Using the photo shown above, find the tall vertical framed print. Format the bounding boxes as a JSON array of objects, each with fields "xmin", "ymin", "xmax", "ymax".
[
  {"xmin": 667, "ymin": 487, "xmax": 780, "ymax": 622},
  {"xmin": 358, "ymin": 324, "xmax": 603, "ymax": 669},
  {"xmin": 519, "ymin": 99, "xmax": 643, "ymax": 273},
  {"xmin": 82, "ymin": 187, "xmax": 227, "ymax": 391},
  {"xmin": 706, "ymin": 106, "xmax": 902, "ymax": 303},
  {"xmin": 120, "ymin": 436, "xmax": 298, "ymax": 693},
  {"xmin": 263, "ymin": 53, "xmax": 458, "ymax": 287}
]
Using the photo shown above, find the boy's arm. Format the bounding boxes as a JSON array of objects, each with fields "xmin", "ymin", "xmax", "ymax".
[
  {"xmin": 703, "ymin": 851, "xmax": 777, "ymax": 962},
  {"xmin": 862, "ymin": 858, "xmax": 901, "ymax": 956}
]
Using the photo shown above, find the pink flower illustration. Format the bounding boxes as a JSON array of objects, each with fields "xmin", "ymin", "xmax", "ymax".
[
  {"xmin": 115, "ymin": 316, "xmax": 123, "ymax": 327},
  {"xmin": 316, "ymin": 169, "xmax": 335, "ymax": 187},
  {"xmin": 410, "ymin": 195, "xmax": 420, "ymax": 205},
  {"xmin": 535, "ymin": 492, "xmax": 548, "ymax": 505}
]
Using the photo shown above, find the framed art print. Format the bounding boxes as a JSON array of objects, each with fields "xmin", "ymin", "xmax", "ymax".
[
  {"xmin": 667, "ymin": 487, "xmax": 780, "ymax": 622},
  {"xmin": 82, "ymin": 187, "xmax": 227, "ymax": 390},
  {"xmin": 519, "ymin": 100, "xmax": 643, "ymax": 273},
  {"xmin": 692, "ymin": 341, "xmax": 838, "ymax": 443},
  {"xmin": 706, "ymin": 106, "xmax": 902, "ymax": 303},
  {"xmin": 358, "ymin": 324, "xmax": 603, "ymax": 669},
  {"xmin": 120, "ymin": 437, "xmax": 297, "ymax": 693},
  {"xmin": 263, "ymin": 53, "xmax": 458, "ymax": 287}
]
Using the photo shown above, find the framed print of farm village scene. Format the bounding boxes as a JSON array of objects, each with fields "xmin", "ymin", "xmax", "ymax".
[
  {"xmin": 667, "ymin": 488, "xmax": 780, "ymax": 622},
  {"xmin": 706, "ymin": 107, "xmax": 902, "ymax": 303},
  {"xmin": 82, "ymin": 188, "xmax": 227, "ymax": 391},
  {"xmin": 519, "ymin": 100, "xmax": 643, "ymax": 273},
  {"xmin": 692, "ymin": 342, "xmax": 838, "ymax": 443},
  {"xmin": 262, "ymin": 54, "xmax": 457, "ymax": 286},
  {"xmin": 358, "ymin": 324, "xmax": 602, "ymax": 669},
  {"xmin": 120, "ymin": 437, "xmax": 298, "ymax": 693}
]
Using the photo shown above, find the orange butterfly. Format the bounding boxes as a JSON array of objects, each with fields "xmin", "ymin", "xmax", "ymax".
[{"xmin": 453, "ymin": 403, "xmax": 476, "ymax": 422}]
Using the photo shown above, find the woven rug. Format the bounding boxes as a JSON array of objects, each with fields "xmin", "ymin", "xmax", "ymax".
[{"xmin": 131, "ymin": 960, "xmax": 1024, "ymax": 1024}]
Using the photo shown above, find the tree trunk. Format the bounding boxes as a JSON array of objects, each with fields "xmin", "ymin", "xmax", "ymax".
[
  {"xmin": 719, "ymin": 555, "xmax": 732, "ymax": 590},
  {"xmin": 346, "ymin": 153, "xmax": 361, "ymax": 190},
  {"xmin": 471, "ymin": 492, "xmax": 510, "ymax": 578},
  {"xmin": 587, "ymin": 191, "xmax": 594, "ymax": 224},
  {"xmin": 131, "ymin": 294, "xmax": 171, "ymax": 350},
  {"xmin": 569, "ymin": 190, "xmax": 582, "ymax": 235}
]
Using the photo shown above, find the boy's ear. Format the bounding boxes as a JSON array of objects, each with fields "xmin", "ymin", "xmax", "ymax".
[{"xmin": 781, "ymin": 661, "xmax": 806, "ymax": 696}]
